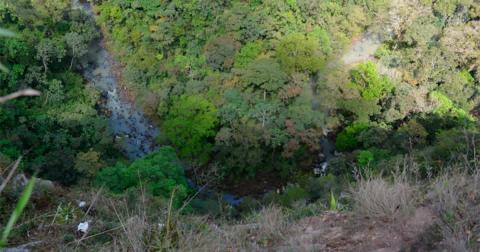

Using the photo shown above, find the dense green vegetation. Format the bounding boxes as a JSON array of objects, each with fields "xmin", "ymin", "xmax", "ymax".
[
  {"xmin": 92, "ymin": 0, "xmax": 480, "ymax": 180},
  {"xmin": 1, "ymin": 0, "xmax": 479, "ymax": 197},
  {"xmin": 95, "ymin": 0, "xmax": 392, "ymax": 178},
  {"xmin": 0, "ymin": 0, "xmax": 114, "ymax": 184},
  {"xmin": 96, "ymin": 147, "xmax": 189, "ymax": 207},
  {"xmin": 2, "ymin": 0, "xmax": 480, "ymax": 249}
]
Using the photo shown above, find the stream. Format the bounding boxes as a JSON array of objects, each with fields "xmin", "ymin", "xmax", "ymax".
[
  {"xmin": 76, "ymin": 1, "xmax": 158, "ymax": 160},
  {"xmin": 75, "ymin": 1, "xmax": 245, "ymax": 206}
]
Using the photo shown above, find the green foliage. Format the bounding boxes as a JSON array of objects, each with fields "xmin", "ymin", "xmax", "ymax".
[
  {"xmin": 240, "ymin": 58, "xmax": 288, "ymax": 92},
  {"xmin": 204, "ymin": 35, "xmax": 240, "ymax": 71},
  {"xmin": 403, "ymin": 15, "xmax": 440, "ymax": 46},
  {"xmin": 336, "ymin": 123, "xmax": 370, "ymax": 151},
  {"xmin": 0, "ymin": 140, "xmax": 19, "ymax": 158},
  {"xmin": 340, "ymin": 98, "xmax": 381, "ymax": 123},
  {"xmin": 0, "ymin": 3, "xmax": 113, "ymax": 185},
  {"xmin": 357, "ymin": 150, "xmax": 374, "ymax": 168},
  {"xmin": 96, "ymin": 147, "xmax": 189, "ymax": 207},
  {"xmin": 305, "ymin": 174, "xmax": 340, "ymax": 201},
  {"xmin": 309, "ymin": 28, "xmax": 332, "ymax": 55},
  {"xmin": 275, "ymin": 32, "xmax": 325, "ymax": 74},
  {"xmin": 349, "ymin": 62, "xmax": 394, "ymax": 101},
  {"xmin": 163, "ymin": 95, "xmax": 218, "ymax": 162},
  {"xmin": 93, "ymin": 0, "xmax": 389, "ymax": 180},
  {"xmin": 459, "ymin": 70, "xmax": 474, "ymax": 85},
  {"xmin": 374, "ymin": 44, "xmax": 391, "ymax": 59},
  {"xmin": 270, "ymin": 184, "xmax": 309, "ymax": 207},
  {"xmin": 431, "ymin": 91, "xmax": 474, "ymax": 122},
  {"xmin": 431, "ymin": 128, "xmax": 480, "ymax": 163},
  {"xmin": 396, "ymin": 120, "xmax": 428, "ymax": 150},
  {"xmin": 74, "ymin": 150, "xmax": 105, "ymax": 179},
  {"xmin": 234, "ymin": 41, "xmax": 264, "ymax": 69},
  {"xmin": 329, "ymin": 191, "xmax": 338, "ymax": 211}
]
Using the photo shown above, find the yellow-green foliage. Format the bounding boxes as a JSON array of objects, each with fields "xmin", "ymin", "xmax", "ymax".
[
  {"xmin": 431, "ymin": 91, "xmax": 474, "ymax": 122},
  {"xmin": 276, "ymin": 32, "xmax": 326, "ymax": 74},
  {"xmin": 349, "ymin": 61, "xmax": 394, "ymax": 101}
]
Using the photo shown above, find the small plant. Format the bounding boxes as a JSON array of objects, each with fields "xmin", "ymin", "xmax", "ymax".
[
  {"xmin": 1, "ymin": 176, "xmax": 36, "ymax": 247},
  {"xmin": 329, "ymin": 191, "xmax": 338, "ymax": 211},
  {"xmin": 52, "ymin": 202, "xmax": 80, "ymax": 225}
]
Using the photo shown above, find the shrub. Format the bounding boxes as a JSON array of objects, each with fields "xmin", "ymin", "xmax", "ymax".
[
  {"xmin": 336, "ymin": 122, "xmax": 370, "ymax": 151},
  {"xmin": 204, "ymin": 35, "xmax": 240, "ymax": 71},
  {"xmin": 459, "ymin": 69, "xmax": 474, "ymax": 85},
  {"xmin": 349, "ymin": 61, "xmax": 394, "ymax": 101},
  {"xmin": 356, "ymin": 148, "xmax": 395, "ymax": 176},
  {"xmin": 96, "ymin": 147, "xmax": 190, "ymax": 207},
  {"xmin": 163, "ymin": 95, "xmax": 218, "ymax": 163},
  {"xmin": 74, "ymin": 150, "xmax": 105, "ymax": 179},
  {"xmin": 234, "ymin": 41, "xmax": 264, "ymax": 69},
  {"xmin": 357, "ymin": 150, "xmax": 374, "ymax": 168},
  {"xmin": 350, "ymin": 176, "xmax": 416, "ymax": 219},
  {"xmin": 431, "ymin": 129, "xmax": 480, "ymax": 164},
  {"xmin": 275, "ymin": 32, "xmax": 325, "ymax": 74},
  {"xmin": 305, "ymin": 173, "xmax": 340, "ymax": 201},
  {"xmin": 430, "ymin": 91, "xmax": 474, "ymax": 122},
  {"xmin": 277, "ymin": 184, "xmax": 309, "ymax": 207},
  {"xmin": 253, "ymin": 206, "xmax": 289, "ymax": 244},
  {"xmin": 429, "ymin": 170, "xmax": 480, "ymax": 251}
]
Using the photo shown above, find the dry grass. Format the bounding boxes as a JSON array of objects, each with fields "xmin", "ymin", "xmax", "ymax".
[
  {"xmin": 174, "ymin": 205, "xmax": 293, "ymax": 251},
  {"xmin": 428, "ymin": 169, "xmax": 480, "ymax": 252},
  {"xmin": 350, "ymin": 174, "xmax": 417, "ymax": 220}
]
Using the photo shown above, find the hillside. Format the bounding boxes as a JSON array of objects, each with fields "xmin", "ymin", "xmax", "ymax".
[{"xmin": 1, "ymin": 0, "xmax": 480, "ymax": 251}]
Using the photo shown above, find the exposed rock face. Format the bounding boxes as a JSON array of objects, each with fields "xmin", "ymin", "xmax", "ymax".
[{"xmin": 7, "ymin": 174, "xmax": 55, "ymax": 199}]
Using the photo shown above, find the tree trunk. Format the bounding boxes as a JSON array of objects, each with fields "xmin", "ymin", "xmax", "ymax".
[{"xmin": 69, "ymin": 48, "xmax": 75, "ymax": 70}]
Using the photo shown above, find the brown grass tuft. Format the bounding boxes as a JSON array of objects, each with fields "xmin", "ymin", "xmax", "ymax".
[{"xmin": 350, "ymin": 175, "xmax": 416, "ymax": 220}]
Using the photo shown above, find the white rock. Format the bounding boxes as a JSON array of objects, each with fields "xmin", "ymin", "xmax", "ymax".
[
  {"xmin": 78, "ymin": 201, "xmax": 87, "ymax": 208},
  {"xmin": 77, "ymin": 221, "xmax": 90, "ymax": 233}
]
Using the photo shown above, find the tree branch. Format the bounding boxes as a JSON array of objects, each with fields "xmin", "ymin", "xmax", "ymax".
[
  {"xmin": 0, "ymin": 88, "xmax": 41, "ymax": 104},
  {"xmin": 0, "ymin": 157, "xmax": 22, "ymax": 195}
]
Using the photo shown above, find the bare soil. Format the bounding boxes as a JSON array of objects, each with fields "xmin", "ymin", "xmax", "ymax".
[{"xmin": 283, "ymin": 206, "xmax": 438, "ymax": 252}]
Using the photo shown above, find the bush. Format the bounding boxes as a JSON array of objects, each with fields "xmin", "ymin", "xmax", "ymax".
[
  {"xmin": 305, "ymin": 173, "xmax": 340, "ymax": 201},
  {"xmin": 96, "ymin": 147, "xmax": 190, "ymax": 207},
  {"xmin": 336, "ymin": 122, "xmax": 370, "ymax": 151},
  {"xmin": 275, "ymin": 32, "xmax": 325, "ymax": 74},
  {"xmin": 430, "ymin": 91, "xmax": 474, "ymax": 122},
  {"xmin": 280, "ymin": 185, "xmax": 309, "ymax": 207},
  {"xmin": 429, "ymin": 170, "xmax": 480, "ymax": 251},
  {"xmin": 357, "ymin": 150, "xmax": 374, "ymax": 168},
  {"xmin": 350, "ymin": 176, "xmax": 416, "ymax": 219},
  {"xmin": 163, "ymin": 95, "xmax": 218, "ymax": 163},
  {"xmin": 349, "ymin": 61, "xmax": 394, "ymax": 101},
  {"xmin": 234, "ymin": 41, "xmax": 264, "ymax": 69},
  {"xmin": 204, "ymin": 35, "xmax": 240, "ymax": 71}
]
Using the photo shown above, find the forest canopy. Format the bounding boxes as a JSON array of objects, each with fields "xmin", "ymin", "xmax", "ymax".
[
  {"xmin": 1, "ymin": 0, "xmax": 480, "ymax": 206},
  {"xmin": 3, "ymin": 0, "xmax": 480, "ymax": 250}
]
